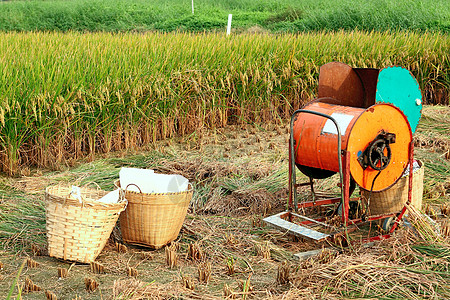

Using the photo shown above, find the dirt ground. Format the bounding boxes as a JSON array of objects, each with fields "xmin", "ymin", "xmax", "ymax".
[{"xmin": 0, "ymin": 106, "xmax": 449, "ymax": 299}]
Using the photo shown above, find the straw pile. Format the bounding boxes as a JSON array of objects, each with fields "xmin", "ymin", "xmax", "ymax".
[
  {"xmin": 291, "ymin": 241, "xmax": 450, "ymax": 299},
  {"xmin": 112, "ymin": 279, "xmax": 167, "ymax": 299},
  {"xmin": 406, "ymin": 204, "xmax": 443, "ymax": 243}
]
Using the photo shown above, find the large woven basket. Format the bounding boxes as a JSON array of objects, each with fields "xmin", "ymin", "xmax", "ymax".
[
  {"xmin": 362, "ymin": 160, "xmax": 424, "ymax": 215},
  {"xmin": 116, "ymin": 181, "xmax": 193, "ymax": 249},
  {"xmin": 45, "ymin": 185, "xmax": 127, "ymax": 263}
]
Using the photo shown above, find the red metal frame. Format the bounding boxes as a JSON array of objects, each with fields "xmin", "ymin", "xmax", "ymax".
[
  {"xmin": 288, "ymin": 141, "xmax": 415, "ymax": 244},
  {"xmin": 278, "ymin": 108, "xmax": 417, "ymax": 245}
]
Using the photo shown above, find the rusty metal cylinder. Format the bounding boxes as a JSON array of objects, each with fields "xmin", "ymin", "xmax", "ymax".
[{"xmin": 293, "ymin": 100, "xmax": 412, "ymax": 192}]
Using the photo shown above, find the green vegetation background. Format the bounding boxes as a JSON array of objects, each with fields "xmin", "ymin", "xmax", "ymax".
[{"xmin": 1, "ymin": 0, "xmax": 449, "ymax": 33}]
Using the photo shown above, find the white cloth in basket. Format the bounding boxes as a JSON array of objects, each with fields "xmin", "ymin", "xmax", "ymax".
[
  {"xmin": 97, "ymin": 189, "xmax": 121, "ymax": 204},
  {"xmin": 119, "ymin": 167, "xmax": 189, "ymax": 194}
]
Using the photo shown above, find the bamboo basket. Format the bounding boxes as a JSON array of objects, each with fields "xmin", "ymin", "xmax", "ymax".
[
  {"xmin": 45, "ymin": 185, "xmax": 127, "ymax": 263},
  {"xmin": 116, "ymin": 181, "xmax": 193, "ymax": 249},
  {"xmin": 362, "ymin": 160, "xmax": 424, "ymax": 215}
]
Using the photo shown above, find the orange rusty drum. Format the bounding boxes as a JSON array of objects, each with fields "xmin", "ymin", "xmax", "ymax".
[{"xmin": 293, "ymin": 101, "xmax": 412, "ymax": 191}]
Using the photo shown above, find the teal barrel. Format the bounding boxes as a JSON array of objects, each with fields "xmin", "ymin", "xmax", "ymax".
[{"xmin": 375, "ymin": 66, "xmax": 423, "ymax": 133}]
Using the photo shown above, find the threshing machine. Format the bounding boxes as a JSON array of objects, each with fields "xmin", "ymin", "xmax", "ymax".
[{"xmin": 264, "ymin": 62, "xmax": 423, "ymax": 244}]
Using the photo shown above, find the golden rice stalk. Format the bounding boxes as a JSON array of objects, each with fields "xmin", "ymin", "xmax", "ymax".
[
  {"xmin": 197, "ymin": 261, "xmax": 212, "ymax": 283},
  {"xmin": 187, "ymin": 242, "xmax": 204, "ymax": 261},
  {"xmin": 45, "ymin": 290, "xmax": 58, "ymax": 300},
  {"xmin": 57, "ymin": 267, "xmax": 68, "ymax": 279},
  {"xmin": 116, "ymin": 242, "xmax": 128, "ymax": 253},
  {"xmin": 23, "ymin": 277, "xmax": 41, "ymax": 293},
  {"xmin": 165, "ymin": 243, "xmax": 178, "ymax": 269},
  {"xmin": 181, "ymin": 275, "xmax": 195, "ymax": 290},
  {"xmin": 1, "ymin": 31, "xmax": 448, "ymax": 175},
  {"xmin": 26, "ymin": 258, "xmax": 39, "ymax": 268},
  {"xmin": 90, "ymin": 261, "xmax": 105, "ymax": 274},
  {"xmin": 85, "ymin": 277, "xmax": 99, "ymax": 292},
  {"xmin": 127, "ymin": 267, "xmax": 138, "ymax": 278},
  {"xmin": 223, "ymin": 283, "xmax": 235, "ymax": 299},
  {"xmin": 276, "ymin": 261, "xmax": 290, "ymax": 285}
]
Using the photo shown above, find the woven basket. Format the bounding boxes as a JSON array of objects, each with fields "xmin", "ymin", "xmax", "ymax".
[
  {"xmin": 116, "ymin": 181, "xmax": 193, "ymax": 249},
  {"xmin": 45, "ymin": 185, "xmax": 127, "ymax": 263},
  {"xmin": 362, "ymin": 160, "xmax": 424, "ymax": 215}
]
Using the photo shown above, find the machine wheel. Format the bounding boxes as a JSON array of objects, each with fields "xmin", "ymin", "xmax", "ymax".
[{"xmin": 381, "ymin": 216, "xmax": 396, "ymax": 232}]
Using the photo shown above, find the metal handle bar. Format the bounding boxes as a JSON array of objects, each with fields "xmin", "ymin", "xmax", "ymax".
[{"xmin": 289, "ymin": 109, "xmax": 344, "ymax": 212}]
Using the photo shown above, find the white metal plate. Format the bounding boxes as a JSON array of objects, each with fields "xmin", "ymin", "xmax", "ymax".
[{"xmin": 322, "ymin": 112, "xmax": 354, "ymax": 136}]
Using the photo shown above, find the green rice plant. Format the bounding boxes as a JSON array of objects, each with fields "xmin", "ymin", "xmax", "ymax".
[
  {"xmin": 6, "ymin": 259, "xmax": 25, "ymax": 300},
  {"xmin": 0, "ymin": 30, "xmax": 448, "ymax": 175},
  {"xmin": 0, "ymin": 193, "xmax": 46, "ymax": 253},
  {"xmin": 0, "ymin": 0, "xmax": 448, "ymax": 33}
]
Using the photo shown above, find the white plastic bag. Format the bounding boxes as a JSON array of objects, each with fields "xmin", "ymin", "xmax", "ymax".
[
  {"xmin": 119, "ymin": 167, "xmax": 155, "ymax": 193},
  {"xmin": 97, "ymin": 189, "xmax": 122, "ymax": 204},
  {"xmin": 119, "ymin": 167, "xmax": 189, "ymax": 193}
]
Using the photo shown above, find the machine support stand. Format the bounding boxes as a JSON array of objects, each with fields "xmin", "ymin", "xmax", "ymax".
[
  {"xmin": 390, "ymin": 141, "xmax": 415, "ymax": 233},
  {"xmin": 342, "ymin": 150, "xmax": 351, "ymax": 226},
  {"xmin": 309, "ymin": 177, "xmax": 316, "ymax": 204},
  {"xmin": 265, "ymin": 109, "xmax": 415, "ymax": 244},
  {"xmin": 288, "ymin": 139, "xmax": 293, "ymax": 211}
]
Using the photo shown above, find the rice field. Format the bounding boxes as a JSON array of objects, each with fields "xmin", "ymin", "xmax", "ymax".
[
  {"xmin": 1, "ymin": 0, "xmax": 449, "ymax": 33},
  {"xmin": 0, "ymin": 30, "xmax": 448, "ymax": 175}
]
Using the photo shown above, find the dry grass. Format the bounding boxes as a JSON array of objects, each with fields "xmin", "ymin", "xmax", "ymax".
[
  {"xmin": 292, "ymin": 238, "xmax": 449, "ymax": 299},
  {"xmin": 223, "ymin": 283, "xmax": 235, "ymax": 299},
  {"xmin": 112, "ymin": 279, "xmax": 167, "ymax": 300},
  {"xmin": 406, "ymin": 204, "xmax": 443, "ymax": 243}
]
